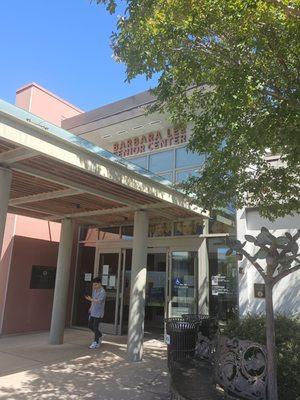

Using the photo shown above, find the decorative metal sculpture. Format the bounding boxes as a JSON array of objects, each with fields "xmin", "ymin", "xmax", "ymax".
[
  {"xmin": 226, "ymin": 227, "xmax": 300, "ymax": 400},
  {"xmin": 215, "ymin": 336, "xmax": 267, "ymax": 400},
  {"xmin": 195, "ymin": 333, "xmax": 216, "ymax": 363}
]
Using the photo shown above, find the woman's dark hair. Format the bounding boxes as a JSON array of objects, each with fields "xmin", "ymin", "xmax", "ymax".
[{"xmin": 92, "ymin": 277, "xmax": 102, "ymax": 284}]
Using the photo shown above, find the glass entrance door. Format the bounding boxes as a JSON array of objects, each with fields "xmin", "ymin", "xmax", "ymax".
[
  {"xmin": 120, "ymin": 250, "xmax": 167, "ymax": 335},
  {"xmin": 207, "ymin": 238, "xmax": 238, "ymax": 321},
  {"xmin": 98, "ymin": 251, "xmax": 122, "ymax": 334},
  {"xmin": 167, "ymin": 251, "xmax": 198, "ymax": 317},
  {"xmin": 145, "ymin": 253, "xmax": 166, "ymax": 334}
]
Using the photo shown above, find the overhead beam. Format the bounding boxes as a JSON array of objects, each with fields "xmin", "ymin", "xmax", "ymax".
[
  {"xmin": 48, "ymin": 202, "xmax": 172, "ymax": 221},
  {"xmin": 12, "ymin": 164, "xmax": 139, "ymax": 208},
  {"xmin": 9, "ymin": 188, "xmax": 84, "ymax": 206},
  {"xmin": 0, "ymin": 114, "xmax": 207, "ymax": 217},
  {"xmin": 78, "ymin": 214, "xmax": 205, "ymax": 230},
  {"xmin": 9, "ymin": 204, "xmax": 55, "ymax": 217},
  {"xmin": 0, "ymin": 148, "xmax": 37, "ymax": 164}
]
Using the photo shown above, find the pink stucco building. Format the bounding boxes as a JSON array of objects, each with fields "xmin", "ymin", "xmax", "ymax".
[{"xmin": 0, "ymin": 83, "xmax": 82, "ymax": 334}]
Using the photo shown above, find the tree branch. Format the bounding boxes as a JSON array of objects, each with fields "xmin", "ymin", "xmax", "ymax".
[
  {"xmin": 264, "ymin": 89, "xmax": 285, "ymax": 101},
  {"xmin": 239, "ymin": 248, "xmax": 266, "ymax": 280},
  {"xmin": 174, "ymin": 36, "xmax": 242, "ymax": 69},
  {"xmin": 272, "ymin": 264, "xmax": 300, "ymax": 286},
  {"xmin": 279, "ymin": 231, "xmax": 300, "ymax": 257},
  {"xmin": 262, "ymin": 0, "xmax": 300, "ymax": 18}
]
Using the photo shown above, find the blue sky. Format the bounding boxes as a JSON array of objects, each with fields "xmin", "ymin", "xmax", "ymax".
[{"xmin": 0, "ymin": 0, "xmax": 157, "ymax": 111}]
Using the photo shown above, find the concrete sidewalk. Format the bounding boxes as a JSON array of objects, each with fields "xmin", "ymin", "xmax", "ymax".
[{"xmin": 0, "ymin": 329, "xmax": 169, "ymax": 400}]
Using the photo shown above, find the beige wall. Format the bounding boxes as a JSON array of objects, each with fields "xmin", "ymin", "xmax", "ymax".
[{"xmin": 237, "ymin": 209, "xmax": 300, "ymax": 317}]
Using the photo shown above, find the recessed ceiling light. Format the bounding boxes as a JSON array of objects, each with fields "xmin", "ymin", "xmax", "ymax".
[
  {"xmin": 133, "ymin": 125, "xmax": 144, "ymax": 130},
  {"xmin": 117, "ymin": 130, "xmax": 127, "ymax": 135},
  {"xmin": 149, "ymin": 120, "xmax": 161, "ymax": 125},
  {"xmin": 102, "ymin": 134, "xmax": 112, "ymax": 139}
]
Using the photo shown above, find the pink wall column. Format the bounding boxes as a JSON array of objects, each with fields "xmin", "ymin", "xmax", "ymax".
[
  {"xmin": 2, "ymin": 236, "xmax": 59, "ymax": 334},
  {"xmin": 0, "ymin": 82, "xmax": 83, "ymax": 335},
  {"xmin": 1, "ymin": 225, "xmax": 79, "ymax": 335},
  {"xmin": 15, "ymin": 216, "xmax": 61, "ymax": 242},
  {"xmin": 0, "ymin": 214, "xmax": 16, "ymax": 332},
  {"xmin": 16, "ymin": 82, "xmax": 83, "ymax": 127}
]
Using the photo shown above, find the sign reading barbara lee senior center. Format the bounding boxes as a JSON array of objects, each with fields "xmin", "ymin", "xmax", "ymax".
[{"xmin": 113, "ymin": 128, "xmax": 187, "ymax": 157}]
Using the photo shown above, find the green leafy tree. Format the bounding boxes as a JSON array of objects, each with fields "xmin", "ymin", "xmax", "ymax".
[{"xmin": 95, "ymin": 0, "xmax": 300, "ymax": 220}]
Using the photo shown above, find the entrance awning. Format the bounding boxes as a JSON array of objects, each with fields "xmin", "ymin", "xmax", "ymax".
[{"xmin": 0, "ymin": 99, "xmax": 208, "ymax": 227}]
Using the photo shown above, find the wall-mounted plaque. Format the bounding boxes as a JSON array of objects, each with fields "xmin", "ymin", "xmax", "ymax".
[
  {"xmin": 254, "ymin": 283, "xmax": 265, "ymax": 298},
  {"xmin": 30, "ymin": 266, "xmax": 56, "ymax": 289}
]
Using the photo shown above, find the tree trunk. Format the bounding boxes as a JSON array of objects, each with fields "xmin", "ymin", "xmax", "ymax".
[{"xmin": 265, "ymin": 282, "xmax": 278, "ymax": 400}]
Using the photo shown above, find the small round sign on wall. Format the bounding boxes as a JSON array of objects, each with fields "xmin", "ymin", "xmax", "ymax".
[{"xmin": 254, "ymin": 283, "xmax": 265, "ymax": 298}]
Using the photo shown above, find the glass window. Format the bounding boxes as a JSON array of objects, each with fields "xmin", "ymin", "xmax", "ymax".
[
  {"xmin": 98, "ymin": 253, "xmax": 119, "ymax": 324},
  {"xmin": 129, "ymin": 155, "xmax": 148, "ymax": 169},
  {"xmin": 79, "ymin": 227, "xmax": 120, "ymax": 241},
  {"xmin": 79, "ymin": 227, "xmax": 95, "ymax": 241},
  {"xmin": 170, "ymin": 251, "xmax": 198, "ymax": 317},
  {"xmin": 121, "ymin": 225, "xmax": 134, "ymax": 240},
  {"xmin": 73, "ymin": 242, "xmax": 96, "ymax": 326},
  {"xmin": 175, "ymin": 169, "xmax": 199, "ymax": 183},
  {"xmin": 157, "ymin": 172, "xmax": 173, "ymax": 182},
  {"xmin": 146, "ymin": 254, "xmax": 166, "ymax": 316},
  {"xmin": 174, "ymin": 220, "xmax": 203, "ymax": 236},
  {"xmin": 209, "ymin": 211, "xmax": 236, "ymax": 235},
  {"xmin": 207, "ymin": 238, "xmax": 238, "ymax": 321},
  {"xmin": 98, "ymin": 227, "xmax": 120, "ymax": 240},
  {"xmin": 175, "ymin": 147, "xmax": 205, "ymax": 169},
  {"xmin": 123, "ymin": 249, "xmax": 132, "ymax": 329},
  {"xmin": 149, "ymin": 150, "xmax": 174, "ymax": 172},
  {"xmin": 149, "ymin": 223, "xmax": 172, "ymax": 237}
]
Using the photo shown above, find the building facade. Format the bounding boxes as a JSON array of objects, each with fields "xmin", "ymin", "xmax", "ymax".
[
  {"xmin": 0, "ymin": 83, "xmax": 299, "ymax": 341},
  {"xmin": 62, "ymin": 91, "xmax": 238, "ymax": 335}
]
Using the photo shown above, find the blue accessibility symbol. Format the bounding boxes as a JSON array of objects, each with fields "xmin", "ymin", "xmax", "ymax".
[{"xmin": 175, "ymin": 278, "xmax": 183, "ymax": 286}]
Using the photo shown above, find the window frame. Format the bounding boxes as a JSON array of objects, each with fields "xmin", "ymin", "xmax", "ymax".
[{"xmin": 128, "ymin": 144, "xmax": 205, "ymax": 184}]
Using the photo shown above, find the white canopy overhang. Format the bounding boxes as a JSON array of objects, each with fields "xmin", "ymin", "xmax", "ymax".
[{"xmin": 0, "ymin": 99, "xmax": 208, "ymax": 227}]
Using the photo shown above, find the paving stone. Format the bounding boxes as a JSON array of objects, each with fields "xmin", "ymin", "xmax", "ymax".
[{"xmin": 0, "ymin": 329, "xmax": 170, "ymax": 400}]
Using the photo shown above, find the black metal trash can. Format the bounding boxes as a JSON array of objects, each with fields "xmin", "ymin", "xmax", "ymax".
[
  {"xmin": 181, "ymin": 314, "xmax": 217, "ymax": 338},
  {"xmin": 165, "ymin": 317, "xmax": 198, "ymax": 368}
]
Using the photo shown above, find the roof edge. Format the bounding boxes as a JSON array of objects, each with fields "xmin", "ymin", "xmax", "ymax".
[
  {"xmin": 62, "ymin": 89, "xmax": 156, "ymax": 130},
  {"xmin": 16, "ymin": 82, "xmax": 84, "ymax": 114}
]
